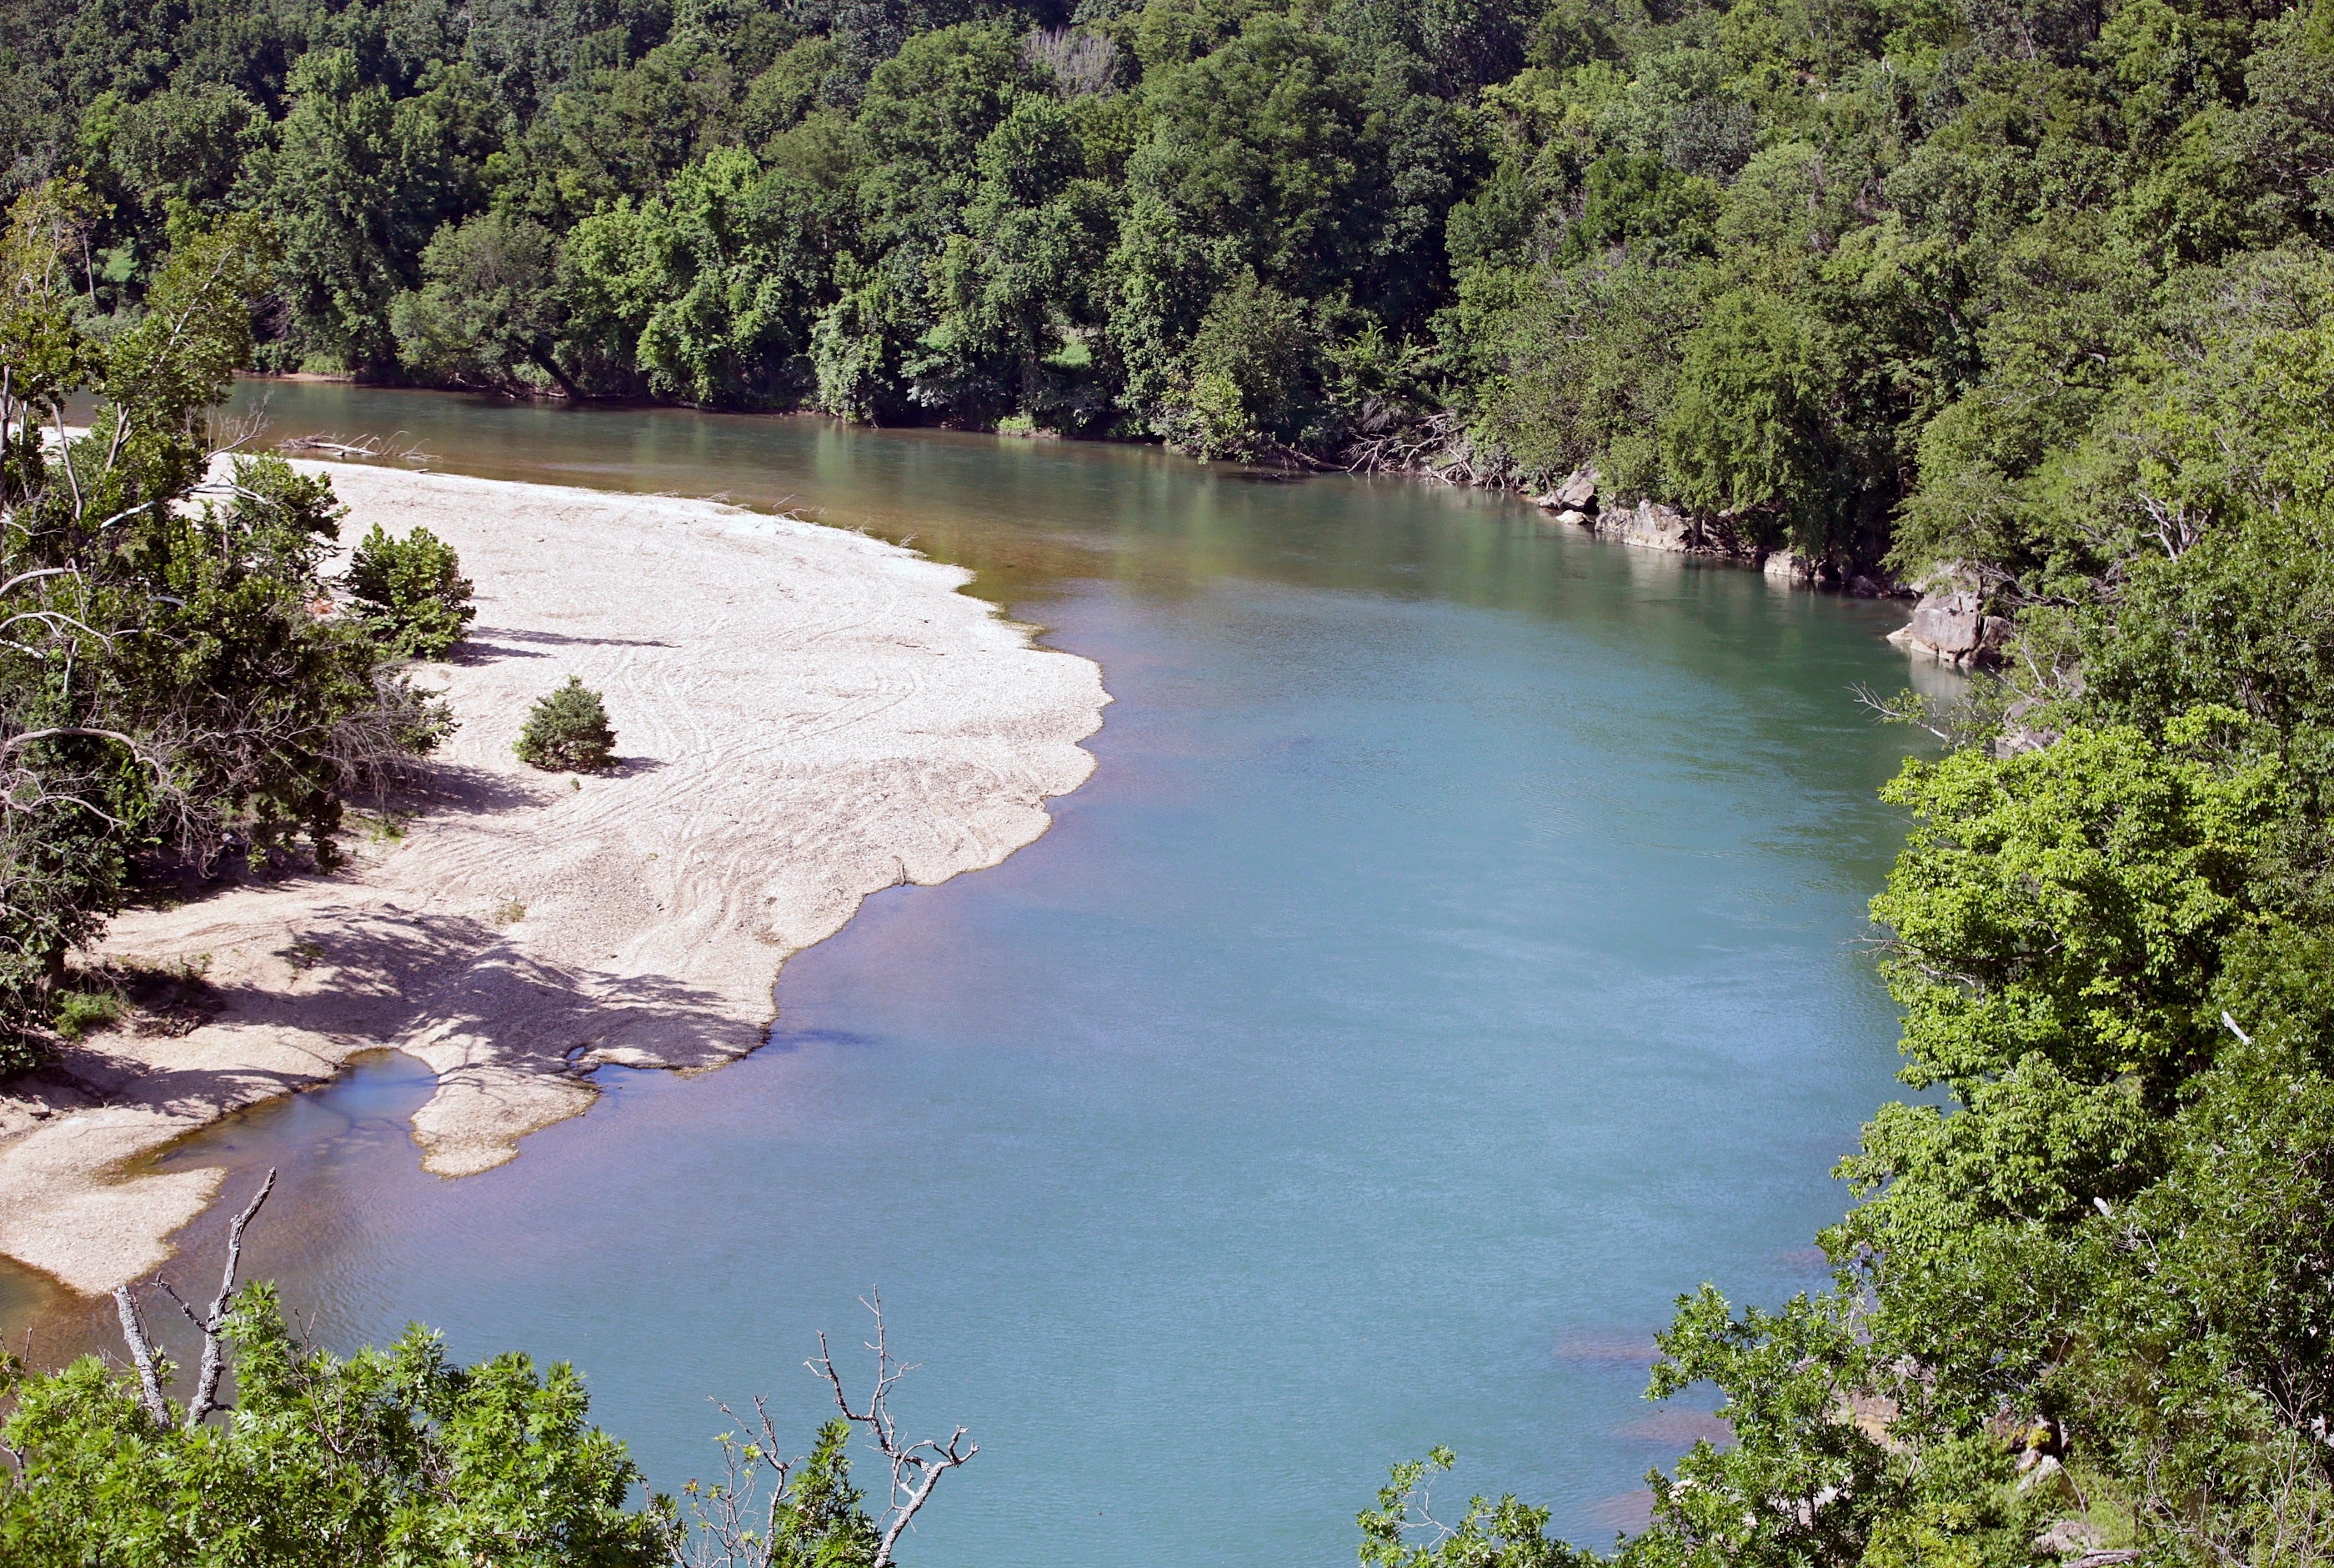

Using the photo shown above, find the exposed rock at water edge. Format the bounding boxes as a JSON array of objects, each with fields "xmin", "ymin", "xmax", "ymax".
[
  {"xmin": 1529, "ymin": 468, "xmax": 1908, "ymax": 590},
  {"xmin": 1764, "ymin": 549, "xmax": 1814, "ymax": 581},
  {"xmin": 1550, "ymin": 465, "xmax": 1600, "ymax": 511},
  {"xmin": 1603, "ymin": 498, "xmax": 1699, "ymax": 552},
  {"xmin": 1886, "ymin": 579, "xmax": 2011, "ymax": 666}
]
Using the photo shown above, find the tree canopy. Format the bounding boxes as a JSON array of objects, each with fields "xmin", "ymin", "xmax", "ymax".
[
  {"xmin": 0, "ymin": 182, "xmax": 457, "ymax": 1060},
  {"xmin": 13, "ymin": 0, "xmax": 2333, "ymax": 567}
]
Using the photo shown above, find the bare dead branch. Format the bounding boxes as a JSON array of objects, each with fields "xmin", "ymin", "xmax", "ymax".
[
  {"xmin": 275, "ymin": 431, "xmax": 433, "ymax": 464},
  {"xmin": 0, "ymin": 725, "xmax": 149, "ymax": 757},
  {"xmin": 809, "ymin": 1290, "xmax": 977, "ymax": 1568},
  {"xmin": 1851, "ymin": 683, "xmax": 1953, "ymax": 742},
  {"xmin": 671, "ymin": 1392, "xmax": 805, "ymax": 1568},
  {"xmin": 110, "ymin": 1286, "xmax": 173, "ymax": 1426},
  {"xmin": 179, "ymin": 1167, "xmax": 275, "ymax": 1429},
  {"xmin": 0, "ymin": 566, "xmax": 78, "ymax": 599}
]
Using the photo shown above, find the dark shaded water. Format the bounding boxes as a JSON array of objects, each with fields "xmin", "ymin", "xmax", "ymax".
[{"xmin": 38, "ymin": 385, "xmax": 1952, "ymax": 1562}]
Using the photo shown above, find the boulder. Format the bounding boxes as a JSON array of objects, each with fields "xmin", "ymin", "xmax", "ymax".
[
  {"xmin": 2032, "ymin": 1520, "xmax": 2102, "ymax": 1558},
  {"xmin": 1597, "ymin": 499, "xmax": 1695, "ymax": 553},
  {"xmin": 1887, "ymin": 589, "xmax": 2010, "ymax": 666},
  {"xmin": 1554, "ymin": 508, "xmax": 1590, "ymax": 528},
  {"xmin": 1764, "ymin": 549, "xmax": 1811, "ymax": 581},
  {"xmin": 1909, "ymin": 591, "xmax": 1984, "ymax": 654},
  {"xmin": 1552, "ymin": 466, "xmax": 1599, "ymax": 511},
  {"xmin": 1887, "ymin": 564, "xmax": 2011, "ymax": 664}
]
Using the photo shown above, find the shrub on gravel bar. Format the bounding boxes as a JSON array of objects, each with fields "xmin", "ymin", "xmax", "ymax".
[{"xmin": 513, "ymin": 677, "xmax": 616, "ymax": 772}]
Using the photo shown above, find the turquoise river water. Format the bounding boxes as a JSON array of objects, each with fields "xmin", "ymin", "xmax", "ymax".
[{"xmin": 33, "ymin": 383, "xmax": 1956, "ymax": 1562}]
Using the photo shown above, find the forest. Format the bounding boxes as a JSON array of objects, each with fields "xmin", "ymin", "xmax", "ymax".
[
  {"xmin": 3, "ymin": 0, "xmax": 2326, "ymax": 566},
  {"xmin": 5, "ymin": 0, "xmax": 2334, "ymax": 1560}
]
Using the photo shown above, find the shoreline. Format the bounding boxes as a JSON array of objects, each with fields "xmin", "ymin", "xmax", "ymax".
[
  {"xmin": 0, "ymin": 462, "xmax": 1110, "ymax": 1298},
  {"xmin": 239, "ymin": 376, "xmax": 1936, "ymax": 638}
]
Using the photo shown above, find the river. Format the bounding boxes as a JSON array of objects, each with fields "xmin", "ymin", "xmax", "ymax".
[{"xmin": 33, "ymin": 383, "xmax": 1954, "ymax": 1561}]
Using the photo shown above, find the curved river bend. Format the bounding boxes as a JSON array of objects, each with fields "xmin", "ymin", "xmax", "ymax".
[{"xmin": 61, "ymin": 385, "xmax": 1951, "ymax": 1562}]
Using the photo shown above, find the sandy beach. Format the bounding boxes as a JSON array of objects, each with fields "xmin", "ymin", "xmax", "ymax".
[{"xmin": 0, "ymin": 461, "xmax": 1109, "ymax": 1296}]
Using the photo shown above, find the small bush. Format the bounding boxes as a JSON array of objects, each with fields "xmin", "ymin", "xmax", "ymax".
[
  {"xmin": 347, "ymin": 524, "xmax": 476, "ymax": 659},
  {"xmin": 514, "ymin": 677, "xmax": 616, "ymax": 772},
  {"xmin": 53, "ymin": 989, "xmax": 124, "ymax": 1042}
]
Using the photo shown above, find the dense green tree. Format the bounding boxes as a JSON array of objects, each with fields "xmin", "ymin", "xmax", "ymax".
[
  {"xmin": 1468, "ymin": 256, "xmax": 1698, "ymax": 499},
  {"xmin": 251, "ymin": 49, "xmax": 496, "ymax": 371},
  {"xmin": 1158, "ymin": 269, "xmax": 1325, "ymax": 457},
  {"xmin": 392, "ymin": 209, "xmax": 579, "ymax": 393},
  {"xmin": 1120, "ymin": 17, "xmax": 1376, "ymax": 298},
  {"xmin": 1868, "ymin": 709, "xmax": 2281, "ymax": 1102},
  {"xmin": 1660, "ymin": 288, "xmax": 1838, "ymax": 550},
  {"xmin": 909, "ymin": 93, "xmax": 1116, "ymax": 423},
  {"xmin": 0, "ymin": 185, "xmax": 447, "ymax": 1055},
  {"xmin": 0, "ymin": 1285, "xmax": 669, "ymax": 1566},
  {"xmin": 563, "ymin": 145, "xmax": 847, "ymax": 402}
]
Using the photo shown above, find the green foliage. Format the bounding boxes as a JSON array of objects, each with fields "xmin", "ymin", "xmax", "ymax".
[
  {"xmin": 50, "ymin": 987, "xmax": 123, "ymax": 1041},
  {"xmin": 345, "ymin": 524, "xmax": 478, "ymax": 659},
  {"xmin": 1358, "ymin": 1448, "xmax": 1592, "ymax": 1568},
  {"xmin": 1470, "ymin": 258, "xmax": 1696, "ymax": 500},
  {"xmin": 391, "ymin": 211, "xmax": 577, "ymax": 396},
  {"xmin": 765, "ymin": 1420, "xmax": 884, "ymax": 1568},
  {"xmin": 1869, "ymin": 709, "xmax": 2282, "ymax": 1100},
  {"xmin": 0, "ymin": 186, "xmax": 449, "ymax": 1062},
  {"xmin": 0, "ymin": 1275, "xmax": 957, "ymax": 1568},
  {"xmin": 13, "ymin": 0, "xmax": 2334, "ymax": 564},
  {"xmin": 250, "ymin": 50, "xmax": 493, "ymax": 373},
  {"xmin": 1561, "ymin": 154, "xmax": 1717, "ymax": 262},
  {"xmin": 1161, "ymin": 272, "xmax": 1325, "ymax": 458},
  {"xmin": 515, "ymin": 676, "xmax": 618, "ymax": 772},
  {"xmin": 1618, "ymin": 1289, "xmax": 1896, "ymax": 1565},
  {"xmin": 567, "ymin": 147, "xmax": 849, "ymax": 406},
  {"xmin": 0, "ymin": 1285, "xmax": 669, "ymax": 1565},
  {"xmin": 1661, "ymin": 289, "xmax": 1834, "ymax": 551}
]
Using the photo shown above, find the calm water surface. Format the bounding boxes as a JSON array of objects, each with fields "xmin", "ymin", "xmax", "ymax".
[{"xmin": 67, "ymin": 385, "xmax": 1954, "ymax": 1560}]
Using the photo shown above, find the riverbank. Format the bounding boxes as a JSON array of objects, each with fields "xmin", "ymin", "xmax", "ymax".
[{"xmin": 0, "ymin": 462, "xmax": 1109, "ymax": 1296}]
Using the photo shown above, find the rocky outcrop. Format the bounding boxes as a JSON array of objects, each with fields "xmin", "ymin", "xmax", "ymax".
[
  {"xmin": 1602, "ymin": 498, "xmax": 1699, "ymax": 552},
  {"xmin": 1886, "ymin": 569, "xmax": 2011, "ymax": 666},
  {"xmin": 1527, "ymin": 469, "xmax": 1915, "ymax": 596},
  {"xmin": 2016, "ymin": 1453, "xmax": 2067, "ymax": 1495},
  {"xmin": 2032, "ymin": 1519, "xmax": 2101, "ymax": 1557},
  {"xmin": 1534, "ymin": 468, "xmax": 1710, "ymax": 556},
  {"xmin": 1548, "ymin": 466, "xmax": 1599, "ymax": 511}
]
